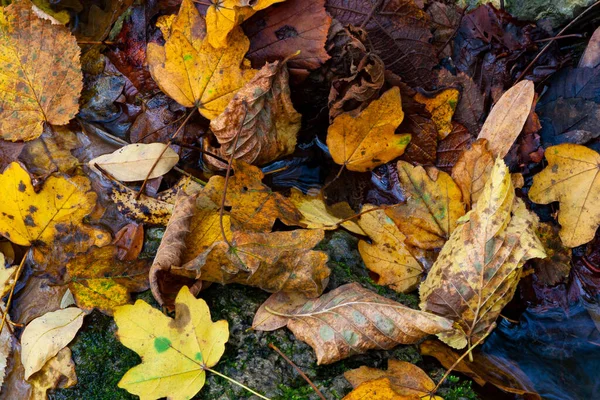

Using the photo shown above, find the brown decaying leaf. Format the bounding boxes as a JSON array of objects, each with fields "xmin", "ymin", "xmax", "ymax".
[
  {"xmin": 357, "ymin": 205, "xmax": 423, "ymax": 293},
  {"xmin": 326, "ymin": 0, "xmax": 437, "ymax": 89},
  {"xmin": 28, "ymin": 347, "xmax": 77, "ymax": 399},
  {"xmin": 420, "ymin": 340, "xmax": 541, "ymax": 399},
  {"xmin": 414, "ymin": 88, "xmax": 460, "ymax": 139},
  {"xmin": 451, "ymin": 138, "xmax": 494, "ymax": 209},
  {"xmin": 113, "ymin": 223, "xmax": 144, "ymax": 261},
  {"xmin": 478, "ymin": 80, "xmax": 535, "ymax": 158},
  {"xmin": 253, "ymin": 282, "xmax": 454, "ymax": 364},
  {"xmin": 386, "ymin": 161, "xmax": 465, "ymax": 250},
  {"xmin": 328, "ymin": 26, "xmax": 385, "ymax": 121},
  {"xmin": 207, "ymin": 59, "xmax": 301, "ymax": 168},
  {"xmin": 532, "ymin": 223, "xmax": 572, "ymax": 286},
  {"xmin": 150, "ymin": 191, "xmax": 201, "ymax": 307},
  {"xmin": 180, "ymin": 229, "xmax": 330, "ymax": 298},
  {"xmin": 244, "ymin": 0, "xmax": 332, "ymax": 81},
  {"xmin": 19, "ymin": 126, "xmax": 80, "ymax": 179},
  {"xmin": 344, "ymin": 359, "xmax": 441, "ymax": 399},
  {"xmin": 203, "ymin": 160, "xmax": 301, "ymax": 232},
  {"xmin": 427, "ymin": 1, "xmax": 463, "ymax": 58},
  {"xmin": 420, "ymin": 159, "xmax": 546, "ymax": 349},
  {"xmin": 0, "ymin": 0, "xmax": 82, "ymax": 141},
  {"xmin": 436, "ymin": 123, "xmax": 472, "ymax": 172}
]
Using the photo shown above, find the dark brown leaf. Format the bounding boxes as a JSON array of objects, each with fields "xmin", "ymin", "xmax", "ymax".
[
  {"xmin": 436, "ymin": 123, "xmax": 472, "ymax": 172},
  {"xmin": 437, "ymin": 69, "xmax": 484, "ymax": 136}
]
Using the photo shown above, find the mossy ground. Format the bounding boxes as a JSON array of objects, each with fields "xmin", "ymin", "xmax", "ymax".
[{"xmin": 50, "ymin": 231, "xmax": 479, "ymax": 400}]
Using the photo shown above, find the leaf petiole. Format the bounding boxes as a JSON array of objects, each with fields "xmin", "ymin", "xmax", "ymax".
[{"xmin": 203, "ymin": 366, "xmax": 271, "ymax": 400}]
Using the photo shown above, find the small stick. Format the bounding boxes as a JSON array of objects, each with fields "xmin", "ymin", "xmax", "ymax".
[
  {"xmin": 174, "ymin": 143, "xmax": 230, "ymax": 165},
  {"xmin": 535, "ymin": 33, "xmax": 584, "ymax": 43},
  {"xmin": 94, "ymin": 163, "xmax": 135, "ymax": 193},
  {"xmin": 516, "ymin": 0, "xmax": 600, "ymax": 82},
  {"xmin": 137, "ymin": 108, "xmax": 197, "ymax": 199},
  {"xmin": 0, "ymin": 249, "xmax": 30, "ymax": 334},
  {"xmin": 219, "ymin": 101, "xmax": 248, "ymax": 247},
  {"xmin": 320, "ymin": 163, "xmax": 345, "ymax": 194},
  {"xmin": 77, "ymin": 40, "xmax": 116, "ymax": 45},
  {"xmin": 269, "ymin": 343, "xmax": 326, "ymax": 400}
]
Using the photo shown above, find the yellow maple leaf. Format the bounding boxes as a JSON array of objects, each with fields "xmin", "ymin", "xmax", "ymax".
[
  {"xmin": 0, "ymin": 0, "xmax": 82, "ymax": 141},
  {"xmin": 206, "ymin": 0, "xmax": 285, "ymax": 48},
  {"xmin": 114, "ymin": 286, "xmax": 229, "ymax": 400},
  {"xmin": 0, "ymin": 163, "xmax": 106, "ymax": 248},
  {"xmin": 326, "ymin": 87, "xmax": 411, "ymax": 172},
  {"xmin": 147, "ymin": 0, "xmax": 256, "ymax": 120},
  {"xmin": 529, "ymin": 144, "xmax": 600, "ymax": 248}
]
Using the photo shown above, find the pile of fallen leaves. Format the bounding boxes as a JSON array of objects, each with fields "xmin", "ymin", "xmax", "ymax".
[{"xmin": 0, "ymin": 0, "xmax": 600, "ymax": 398}]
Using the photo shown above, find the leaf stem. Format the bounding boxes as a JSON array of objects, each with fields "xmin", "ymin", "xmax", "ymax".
[
  {"xmin": 219, "ymin": 101, "xmax": 248, "ymax": 247},
  {"xmin": 269, "ymin": 343, "xmax": 326, "ymax": 400},
  {"xmin": 0, "ymin": 248, "xmax": 30, "ymax": 334},
  {"xmin": 204, "ymin": 367, "xmax": 271, "ymax": 400}
]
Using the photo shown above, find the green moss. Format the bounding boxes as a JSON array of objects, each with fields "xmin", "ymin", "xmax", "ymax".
[
  {"xmin": 438, "ymin": 375, "xmax": 479, "ymax": 400},
  {"xmin": 50, "ymin": 312, "xmax": 139, "ymax": 400}
]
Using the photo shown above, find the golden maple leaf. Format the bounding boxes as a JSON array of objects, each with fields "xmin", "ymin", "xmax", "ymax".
[
  {"xmin": 326, "ymin": 87, "xmax": 411, "ymax": 172},
  {"xmin": 147, "ymin": 0, "xmax": 256, "ymax": 120},
  {"xmin": 0, "ymin": 0, "xmax": 82, "ymax": 141}
]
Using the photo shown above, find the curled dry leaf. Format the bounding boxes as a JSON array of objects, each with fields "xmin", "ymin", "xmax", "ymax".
[
  {"xmin": 451, "ymin": 138, "xmax": 494, "ymax": 208},
  {"xmin": 203, "ymin": 160, "xmax": 301, "ymax": 232},
  {"xmin": 327, "ymin": 87, "xmax": 411, "ymax": 172},
  {"xmin": 529, "ymin": 144, "xmax": 600, "ymax": 248},
  {"xmin": 205, "ymin": 0, "xmax": 284, "ymax": 48},
  {"xmin": 0, "ymin": 0, "xmax": 82, "ymax": 141},
  {"xmin": 115, "ymin": 286, "xmax": 229, "ymax": 400},
  {"xmin": 180, "ymin": 229, "xmax": 330, "ymax": 298},
  {"xmin": 150, "ymin": 192, "xmax": 202, "ymax": 307},
  {"xmin": 244, "ymin": 0, "xmax": 332, "ymax": 80},
  {"xmin": 0, "ymin": 162, "xmax": 106, "ymax": 248},
  {"xmin": 21, "ymin": 307, "xmax": 85, "ymax": 380},
  {"xmin": 357, "ymin": 205, "xmax": 423, "ymax": 293},
  {"xmin": 289, "ymin": 189, "xmax": 364, "ymax": 235},
  {"xmin": 89, "ymin": 143, "xmax": 179, "ymax": 182},
  {"xmin": 414, "ymin": 88, "xmax": 460, "ymax": 139},
  {"xmin": 420, "ymin": 159, "xmax": 546, "ymax": 349},
  {"xmin": 147, "ymin": 0, "xmax": 256, "ymax": 120},
  {"xmin": 386, "ymin": 161, "xmax": 465, "ymax": 250},
  {"xmin": 252, "ymin": 282, "xmax": 454, "ymax": 364},
  {"xmin": 28, "ymin": 347, "xmax": 77, "ymax": 399},
  {"xmin": 478, "ymin": 80, "xmax": 536, "ymax": 158},
  {"xmin": 344, "ymin": 359, "xmax": 442, "ymax": 399},
  {"xmin": 65, "ymin": 245, "xmax": 150, "ymax": 315},
  {"xmin": 207, "ymin": 59, "xmax": 301, "ymax": 168}
]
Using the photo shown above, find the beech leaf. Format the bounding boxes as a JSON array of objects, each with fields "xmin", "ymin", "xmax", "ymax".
[
  {"xmin": 0, "ymin": 0, "xmax": 82, "ymax": 141},
  {"xmin": 207, "ymin": 59, "xmax": 301, "ymax": 168},
  {"xmin": 420, "ymin": 159, "xmax": 546, "ymax": 349},
  {"xmin": 89, "ymin": 143, "xmax": 179, "ymax": 182},
  {"xmin": 529, "ymin": 144, "xmax": 600, "ymax": 248},
  {"xmin": 253, "ymin": 282, "xmax": 454, "ymax": 364},
  {"xmin": 477, "ymin": 80, "xmax": 535, "ymax": 158},
  {"xmin": 327, "ymin": 87, "xmax": 411, "ymax": 172},
  {"xmin": 21, "ymin": 307, "xmax": 85, "ymax": 380},
  {"xmin": 114, "ymin": 286, "xmax": 229, "ymax": 400}
]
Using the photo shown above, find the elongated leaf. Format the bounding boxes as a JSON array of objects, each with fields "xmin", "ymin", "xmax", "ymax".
[{"xmin": 253, "ymin": 282, "xmax": 454, "ymax": 364}]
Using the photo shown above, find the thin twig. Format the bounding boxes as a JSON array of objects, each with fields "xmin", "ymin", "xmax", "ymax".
[
  {"xmin": 136, "ymin": 108, "xmax": 197, "ymax": 199},
  {"xmin": 94, "ymin": 163, "xmax": 135, "ymax": 193},
  {"xmin": 219, "ymin": 101, "xmax": 248, "ymax": 247},
  {"xmin": 173, "ymin": 143, "xmax": 230, "ymax": 165},
  {"xmin": 0, "ymin": 249, "xmax": 30, "ymax": 334},
  {"xmin": 431, "ymin": 323, "xmax": 496, "ymax": 396},
  {"xmin": 320, "ymin": 163, "xmax": 345, "ymax": 193},
  {"xmin": 77, "ymin": 40, "xmax": 116, "ymax": 45},
  {"xmin": 204, "ymin": 367, "xmax": 271, "ymax": 400},
  {"xmin": 269, "ymin": 343, "xmax": 326, "ymax": 400},
  {"xmin": 535, "ymin": 33, "xmax": 584, "ymax": 43},
  {"xmin": 360, "ymin": 0, "xmax": 384, "ymax": 29},
  {"xmin": 516, "ymin": 0, "xmax": 600, "ymax": 82},
  {"xmin": 134, "ymin": 112, "xmax": 189, "ymax": 143}
]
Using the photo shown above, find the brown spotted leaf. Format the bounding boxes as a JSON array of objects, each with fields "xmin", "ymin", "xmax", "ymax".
[
  {"xmin": 386, "ymin": 161, "xmax": 465, "ymax": 250},
  {"xmin": 207, "ymin": 59, "xmax": 301, "ymax": 168},
  {"xmin": 420, "ymin": 159, "xmax": 546, "ymax": 349},
  {"xmin": 203, "ymin": 160, "xmax": 301, "ymax": 232},
  {"xmin": 253, "ymin": 282, "xmax": 454, "ymax": 364},
  {"xmin": 0, "ymin": 0, "xmax": 82, "ymax": 141}
]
